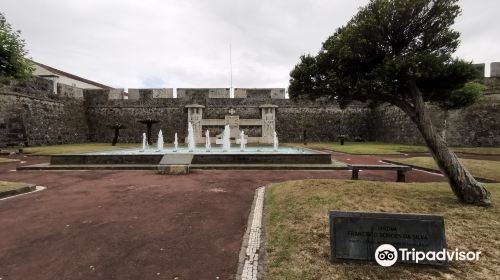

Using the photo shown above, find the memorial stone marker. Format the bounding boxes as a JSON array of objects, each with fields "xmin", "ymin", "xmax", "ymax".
[{"xmin": 329, "ymin": 211, "xmax": 447, "ymax": 266}]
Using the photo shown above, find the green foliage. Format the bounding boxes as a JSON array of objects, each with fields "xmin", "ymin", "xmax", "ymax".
[
  {"xmin": 0, "ymin": 12, "xmax": 34, "ymax": 79},
  {"xmin": 289, "ymin": 0, "xmax": 481, "ymax": 110},
  {"xmin": 439, "ymin": 82, "xmax": 483, "ymax": 110}
]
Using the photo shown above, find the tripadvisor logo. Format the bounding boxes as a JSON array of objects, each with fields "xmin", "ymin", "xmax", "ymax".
[
  {"xmin": 374, "ymin": 244, "xmax": 481, "ymax": 267},
  {"xmin": 375, "ymin": 244, "xmax": 398, "ymax": 267}
]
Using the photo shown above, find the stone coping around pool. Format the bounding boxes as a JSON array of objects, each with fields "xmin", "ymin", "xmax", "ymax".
[
  {"xmin": 17, "ymin": 163, "xmax": 348, "ymax": 171},
  {"xmin": 48, "ymin": 147, "xmax": 332, "ymax": 166}
]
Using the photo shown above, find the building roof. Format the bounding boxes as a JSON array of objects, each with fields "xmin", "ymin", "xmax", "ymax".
[{"xmin": 34, "ymin": 62, "xmax": 113, "ymax": 89}]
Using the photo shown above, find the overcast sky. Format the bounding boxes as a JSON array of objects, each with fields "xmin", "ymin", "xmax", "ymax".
[{"xmin": 1, "ymin": 0, "xmax": 498, "ymax": 89}]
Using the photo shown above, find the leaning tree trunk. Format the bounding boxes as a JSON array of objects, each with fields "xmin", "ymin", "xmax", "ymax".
[{"xmin": 407, "ymin": 83, "xmax": 491, "ymax": 206}]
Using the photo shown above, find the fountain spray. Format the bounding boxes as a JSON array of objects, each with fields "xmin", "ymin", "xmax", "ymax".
[
  {"xmin": 273, "ymin": 131, "xmax": 279, "ymax": 152},
  {"xmin": 188, "ymin": 122, "xmax": 196, "ymax": 152},
  {"xmin": 240, "ymin": 131, "xmax": 246, "ymax": 152},
  {"xmin": 205, "ymin": 130, "xmax": 211, "ymax": 152},
  {"xmin": 157, "ymin": 130, "xmax": 164, "ymax": 151},
  {"xmin": 141, "ymin": 133, "xmax": 148, "ymax": 151},
  {"xmin": 174, "ymin": 133, "xmax": 178, "ymax": 152},
  {"xmin": 222, "ymin": 125, "xmax": 231, "ymax": 152}
]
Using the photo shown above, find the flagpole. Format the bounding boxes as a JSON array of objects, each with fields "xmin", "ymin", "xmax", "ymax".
[{"xmin": 230, "ymin": 43, "xmax": 233, "ymax": 97}]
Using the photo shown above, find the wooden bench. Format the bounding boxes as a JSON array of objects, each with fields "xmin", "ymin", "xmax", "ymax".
[{"xmin": 347, "ymin": 164, "xmax": 412, "ymax": 182}]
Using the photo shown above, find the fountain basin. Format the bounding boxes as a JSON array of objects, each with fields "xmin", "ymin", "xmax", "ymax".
[{"xmin": 49, "ymin": 147, "xmax": 332, "ymax": 165}]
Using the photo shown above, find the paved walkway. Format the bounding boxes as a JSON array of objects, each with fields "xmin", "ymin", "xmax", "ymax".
[{"xmin": 0, "ymin": 154, "xmax": 445, "ymax": 280}]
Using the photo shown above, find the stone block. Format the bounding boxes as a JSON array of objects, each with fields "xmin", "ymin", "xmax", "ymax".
[
  {"xmin": 159, "ymin": 154, "xmax": 194, "ymax": 165},
  {"xmin": 329, "ymin": 211, "xmax": 447, "ymax": 266},
  {"xmin": 108, "ymin": 89, "xmax": 125, "ymax": 100},
  {"xmin": 491, "ymin": 62, "xmax": 500, "ymax": 77},
  {"xmin": 152, "ymin": 88, "xmax": 173, "ymax": 98},
  {"xmin": 157, "ymin": 164, "xmax": 190, "ymax": 175},
  {"xmin": 177, "ymin": 88, "xmax": 229, "ymax": 99},
  {"xmin": 234, "ymin": 88, "xmax": 247, "ymax": 98},
  {"xmin": 127, "ymin": 89, "xmax": 140, "ymax": 100},
  {"xmin": 235, "ymin": 88, "xmax": 286, "ymax": 99},
  {"xmin": 208, "ymin": 88, "xmax": 230, "ymax": 98},
  {"xmin": 57, "ymin": 83, "xmax": 84, "ymax": 99},
  {"xmin": 270, "ymin": 88, "xmax": 286, "ymax": 99},
  {"xmin": 128, "ymin": 88, "xmax": 175, "ymax": 100},
  {"xmin": 177, "ymin": 88, "xmax": 207, "ymax": 99}
]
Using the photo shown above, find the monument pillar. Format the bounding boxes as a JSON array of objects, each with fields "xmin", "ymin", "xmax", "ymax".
[
  {"xmin": 185, "ymin": 104, "xmax": 205, "ymax": 143},
  {"xmin": 260, "ymin": 104, "xmax": 278, "ymax": 144}
]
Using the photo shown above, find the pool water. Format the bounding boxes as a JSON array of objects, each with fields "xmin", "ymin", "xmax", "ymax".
[{"xmin": 85, "ymin": 146, "xmax": 317, "ymax": 155}]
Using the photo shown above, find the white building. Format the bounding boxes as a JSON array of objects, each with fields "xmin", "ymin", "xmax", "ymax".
[{"xmin": 33, "ymin": 62, "xmax": 112, "ymax": 93}]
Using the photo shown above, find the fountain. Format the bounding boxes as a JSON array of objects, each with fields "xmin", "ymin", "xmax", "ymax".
[
  {"xmin": 188, "ymin": 122, "xmax": 196, "ymax": 152},
  {"xmin": 174, "ymin": 133, "xmax": 178, "ymax": 152},
  {"xmin": 205, "ymin": 130, "xmax": 211, "ymax": 152},
  {"xmin": 240, "ymin": 131, "xmax": 246, "ymax": 152},
  {"xmin": 222, "ymin": 124, "xmax": 231, "ymax": 152},
  {"xmin": 46, "ymin": 127, "xmax": 332, "ymax": 169},
  {"xmin": 157, "ymin": 130, "xmax": 164, "ymax": 151},
  {"xmin": 141, "ymin": 133, "xmax": 147, "ymax": 151},
  {"xmin": 273, "ymin": 131, "xmax": 279, "ymax": 152}
]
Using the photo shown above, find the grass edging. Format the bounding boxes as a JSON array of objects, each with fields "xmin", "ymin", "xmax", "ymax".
[
  {"xmin": 0, "ymin": 184, "xmax": 37, "ymax": 199},
  {"xmin": 0, "ymin": 157, "xmax": 19, "ymax": 164},
  {"xmin": 382, "ymin": 159, "xmax": 498, "ymax": 183}
]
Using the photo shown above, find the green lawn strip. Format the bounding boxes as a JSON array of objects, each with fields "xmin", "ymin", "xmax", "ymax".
[
  {"xmin": 22, "ymin": 143, "xmax": 140, "ymax": 155},
  {"xmin": 0, "ymin": 157, "xmax": 19, "ymax": 164},
  {"xmin": 264, "ymin": 180, "xmax": 500, "ymax": 280},
  {"xmin": 452, "ymin": 147, "xmax": 500, "ymax": 156},
  {"xmin": 287, "ymin": 142, "xmax": 428, "ymax": 154},
  {"xmin": 394, "ymin": 157, "xmax": 500, "ymax": 182},
  {"xmin": 0, "ymin": 181, "xmax": 36, "ymax": 199},
  {"xmin": 287, "ymin": 142, "xmax": 500, "ymax": 155}
]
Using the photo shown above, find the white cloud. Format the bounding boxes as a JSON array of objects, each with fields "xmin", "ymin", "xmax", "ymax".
[{"xmin": 1, "ymin": 0, "xmax": 498, "ymax": 88}]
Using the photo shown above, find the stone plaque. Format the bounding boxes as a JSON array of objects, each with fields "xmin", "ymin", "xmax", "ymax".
[
  {"xmin": 329, "ymin": 211, "xmax": 447, "ymax": 266},
  {"xmin": 159, "ymin": 154, "xmax": 193, "ymax": 165},
  {"xmin": 225, "ymin": 115, "xmax": 239, "ymax": 127}
]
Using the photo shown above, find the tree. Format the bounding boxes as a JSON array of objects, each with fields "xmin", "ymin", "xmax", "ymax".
[
  {"xmin": 107, "ymin": 123, "xmax": 127, "ymax": 146},
  {"xmin": 289, "ymin": 0, "xmax": 491, "ymax": 206},
  {"xmin": 0, "ymin": 12, "xmax": 33, "ymax": 79}
]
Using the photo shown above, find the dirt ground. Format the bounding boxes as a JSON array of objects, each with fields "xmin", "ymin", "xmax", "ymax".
[{"xmin": 0, "ymin": 155, "xmax": 445, "ymax": 280}]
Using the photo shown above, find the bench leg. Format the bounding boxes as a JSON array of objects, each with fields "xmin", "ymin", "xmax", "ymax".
[
  {"xmin": 397, "ymin": 170, "xmax": 406, "ymax": 182},
  {"xmin": 352, "ymin": 170, "xmax": 359, "ymax": 180}
]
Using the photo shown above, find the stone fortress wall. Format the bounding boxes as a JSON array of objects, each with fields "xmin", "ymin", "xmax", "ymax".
[
  {"xmin": 1, "ymin": 63, "xmax": 500, "ymax": 147},
  {"xmin": 0, "ymin": 77, "xmax": 88, "ymax": 147}
]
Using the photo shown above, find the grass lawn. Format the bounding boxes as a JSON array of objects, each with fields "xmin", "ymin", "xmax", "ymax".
[
  {"xmin": 23, "ymin": 143, "xmax": 139, "ymax": 155},
  {"xmin": 0, "ymin": 181, "xmax": 35, "ymax": 198},
  {"xmin": 287, "ymin": 142, "xmax": 500, "ymax": 155},
  {"xmin": 264, "ymin": 180, "xmax": 500, "ymax": 280},
  {"xmin": 395, "ymin": 157, "xmax": 500, "ymax": 182},
  {"xmin": 0, "ymin": 157, "xmax": 19, "ymax": 164}
]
